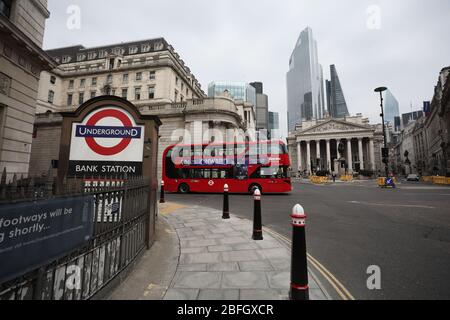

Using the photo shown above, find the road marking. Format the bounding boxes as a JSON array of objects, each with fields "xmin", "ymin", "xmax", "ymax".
[
  {"xmin": 348, "ymin": 201, "xmax": 435, "ymax": 209},
  {"xmin": 265, "ymin": 229, "xmax": 355, "ymax": 300}
]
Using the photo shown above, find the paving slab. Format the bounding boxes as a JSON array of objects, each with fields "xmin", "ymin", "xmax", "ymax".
[{"xmin": 110, "ymin": 202, "xmax": 331, "ymax": 301}]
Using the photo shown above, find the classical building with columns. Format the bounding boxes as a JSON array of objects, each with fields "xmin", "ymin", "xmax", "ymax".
[
  {"xmin": 287, "ymin": 115, "xmax": 384, "ymax": 176},
  {"xmin": 33, "ymin": 38, "xmax": 256, "ymax": 179}
]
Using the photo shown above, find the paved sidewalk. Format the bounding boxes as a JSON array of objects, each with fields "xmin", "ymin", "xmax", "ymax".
[
  {"xmin": 162, "ymin": 204, "xmax": 329, "ymax": 300},
  {"xmin": 109, "ymin": 203, "xmax": 330, "ymax": 300}
]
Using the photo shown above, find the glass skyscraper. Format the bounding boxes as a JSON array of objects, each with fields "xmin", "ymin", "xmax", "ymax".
[
  {"xmin": 287, "ymin": 27, "xmax": 325, "ymax": 132},
  {"xmin": 208, "ymin": 81, "xmax": 256, "ymax": 106},
  {"xmin": 384, "ymin": 89, "xmax": 400, "ymax": 124},
  {"xmin": 326, "ymin": 65, "xmax": 350, "ymax": 118}
]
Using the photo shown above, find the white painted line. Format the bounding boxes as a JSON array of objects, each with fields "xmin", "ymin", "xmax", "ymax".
[{"xmin": 348, "ymin": 201, "xmax": 435, "ymax": 209}]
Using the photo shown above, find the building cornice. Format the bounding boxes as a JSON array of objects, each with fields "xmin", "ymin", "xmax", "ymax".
[
  {"xmin": 0, "ymin": 15, "xmax": 57, "ymax": 70},
  {"xmin": 30, "ymin": 0, "xmax": 50, "ymax": 19}
]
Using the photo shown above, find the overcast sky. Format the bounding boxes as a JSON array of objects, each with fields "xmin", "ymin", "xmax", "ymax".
[{"xmin": 44, "ymin": 0, "xmax": 450, "ymax": 138}]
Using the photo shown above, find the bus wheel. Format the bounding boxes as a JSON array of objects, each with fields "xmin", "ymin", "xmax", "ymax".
[
  {"xmin": 249, "ymin": 184, "xmax": 262, "ymax": 195},
  {"xmin": 179, "ymin": 183, "xmax": 190, "ymax": 194}
]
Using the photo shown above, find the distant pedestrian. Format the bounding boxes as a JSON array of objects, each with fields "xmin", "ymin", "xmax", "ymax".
[{"xmin": 332, "ymin": 173, "xmax": 336, "ymax": 183}]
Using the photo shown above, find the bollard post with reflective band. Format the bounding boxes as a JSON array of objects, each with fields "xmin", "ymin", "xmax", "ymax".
[
  {"xmin": 290, "ymin": 204, "xmax": 309, "ymax": 300},
  {"xmin": 223, "ymin": 184, "xmax": 230, "ymax": 219},
  {"xmin": 160, "ymin": 180, "xmax": 166, "ymax": 204},
  {"xmin": 252, "ymin": 189, "xmax": 263, "ymax": 241}
]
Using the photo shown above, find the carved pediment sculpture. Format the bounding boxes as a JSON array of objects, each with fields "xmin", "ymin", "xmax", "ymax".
[{"xmin": 305, "ymin": 121, "xmax": 367, "ymax": 134}]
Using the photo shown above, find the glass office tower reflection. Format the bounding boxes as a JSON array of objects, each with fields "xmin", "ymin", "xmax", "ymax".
[
  {"xmin": 384, "ymin": 89, "xmax": 400, "ymax": 124},
  {"xmin": 326, "ymin": 65, "xmax": 350, "ymax": 119},
  {"xmin": 287, "ymin": 27, "xmax": 325, "ymax": 132},
  {"xmin": 208, "ymin": 81, "xmax": 256, "ymax": 106}
]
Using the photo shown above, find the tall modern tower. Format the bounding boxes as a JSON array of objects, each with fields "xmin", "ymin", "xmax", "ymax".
[
  {"xmin": 287, "ymin": 27, "xmax": 325, "ymax": 132},
  {"xmin": 250, "ymin": 82, "xmax": 269, "ymax": 130},
  {"xmin": 384, "ymin": 89, "xmax": 400, "ymax": 124},
  {"xmin": 326, "ymin": 65, "xmax": 350, "ymax": 118}
]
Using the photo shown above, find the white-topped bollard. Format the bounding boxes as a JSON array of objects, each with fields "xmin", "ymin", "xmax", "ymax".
[
  {"xmin": 290, "ymin": 204, "xmax": 309, "ymax": 300},
  {"xmin": 223, "ymin": 184, "xmax": 230, "ymax": 219},
  {"xmin": 160, "ymin": 180, "xmax": 165, "ymax": 204},
  {"xmin": 252, "ymin": 189, "xmax": 263, "ymax": 240}
]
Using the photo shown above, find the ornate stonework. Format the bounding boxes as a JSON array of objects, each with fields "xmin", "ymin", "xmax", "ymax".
[{"xmin": 302, "ymin": 120, "xmax": 370, "ymax": 134}]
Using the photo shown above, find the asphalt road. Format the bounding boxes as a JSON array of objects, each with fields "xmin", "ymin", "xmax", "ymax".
[{"xmin": 165, "ymin": 180, "xmax": 450, "ymax": 300}]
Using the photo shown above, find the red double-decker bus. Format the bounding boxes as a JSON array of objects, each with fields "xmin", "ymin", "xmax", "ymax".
[{"xmin": 162, "ymin": 140, "xmax": 292, "ymax": 194}]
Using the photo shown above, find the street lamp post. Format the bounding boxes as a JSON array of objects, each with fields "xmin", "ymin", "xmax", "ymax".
[{"xmin": 375, "ymin": 87, "xmax": 389, "ymax": 180}]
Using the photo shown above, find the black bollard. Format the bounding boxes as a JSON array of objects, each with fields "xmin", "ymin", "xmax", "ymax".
[
  {"xmin": 160, "ymin": 180, "xmax": 166, "ymax": 204},
  {"xmin": 252, "ymin": 189, "xmax": 263, "ymax": 241},
  {"xmin": 223, "ymin": 184, "xmax": 230, "ymax": 219},
  {"xmin": 290, "ymin": 204, "xmax": 309, "ymax": 300}
]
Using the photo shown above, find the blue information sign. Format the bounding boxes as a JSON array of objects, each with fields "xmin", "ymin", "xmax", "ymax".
[{"xmin": 0, "ymin": 196, "xmax": 94, "ymax": 283}]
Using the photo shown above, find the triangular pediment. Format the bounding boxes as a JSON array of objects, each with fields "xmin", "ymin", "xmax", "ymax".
[{"xmin": 300, "ymin": 119, "xmax": 373, "ymax": 135}]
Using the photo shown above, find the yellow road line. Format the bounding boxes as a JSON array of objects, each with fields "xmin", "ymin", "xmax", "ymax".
[
  {"xmin": 266, "ymin": 229, "xmax": 355, "ymax": 300},
  {"xmin": 307, "ymin": 258, "xmax": 348, "ymax": 300}
]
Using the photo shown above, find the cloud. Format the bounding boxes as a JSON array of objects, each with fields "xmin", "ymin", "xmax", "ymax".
[{"xmin": 44, "ymin": 0, "xmax": 450, "ymax": 138}]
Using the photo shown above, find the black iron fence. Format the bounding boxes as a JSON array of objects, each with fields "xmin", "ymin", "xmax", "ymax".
[{"xmin": 0, "ymin": 169, "xmax": 151, "ymax": 300}]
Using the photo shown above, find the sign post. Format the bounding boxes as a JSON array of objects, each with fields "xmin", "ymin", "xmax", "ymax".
[{"xmin": 57, "ymin": 96, "xmax": 162, "ymax": 248}]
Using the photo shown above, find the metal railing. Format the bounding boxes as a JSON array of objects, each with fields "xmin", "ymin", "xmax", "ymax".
[{"xmin": 0, "ymin": 170, "xmax": 151, "ymax": 300}]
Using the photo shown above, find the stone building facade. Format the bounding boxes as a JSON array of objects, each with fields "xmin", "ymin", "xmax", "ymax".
[
  {"xmin": 410, "ymin": 67, "xmax": 450, "ymax": 176},
  {"xmin": 0, "ymin": 0, "xmax": 56, "ymax": 180},
  {"xmin": 33, "ymin": 38, "xmax": 256, "ymax": 178},
  {"xmin": 287, "ymin": 115, "xmax": 384, "ymax": 176}
]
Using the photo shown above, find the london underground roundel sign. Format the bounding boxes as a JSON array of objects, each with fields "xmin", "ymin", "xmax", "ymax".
[
  {"xmin": 68, "ymin": 106, "xmax": 145, "ymax": 176},
  {"xmin": 83, "ymin": 108, "xmax": 136, "ymax": 156}
]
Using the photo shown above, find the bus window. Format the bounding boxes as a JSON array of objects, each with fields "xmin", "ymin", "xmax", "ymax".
[{"xmin": 251, "ymin": 166, "xmax": 288, "ymax": 179}]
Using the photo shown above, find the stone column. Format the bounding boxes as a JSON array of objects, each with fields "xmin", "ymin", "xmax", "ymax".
[
  {"xmin": 326, "ymin": 139, "xmax": 332, "ymax": 172},
  {"xmin": 358, "ymin": 138, "xmax": 365, "ymax": 171},
  {"xmin": 369, "ymin": 138, "xmax": 376, "ymax": 171},
  {"xmin": 306, "ymin": 141, "xmax": 311, "ymax": 175},
  {"xmin": 316, "ymin": 140, "xmax": 321, "ymax": 170},
  {"xmin": 297, "ymin": 141, "xmax": 302, "ymax": 172},
  {"xmin": 347, "ymin": 139, "xmax": 353, "ymax": 173},
  {"xmin": 336, "ymin": 139, "xmax": 341, "ymax": 159}
]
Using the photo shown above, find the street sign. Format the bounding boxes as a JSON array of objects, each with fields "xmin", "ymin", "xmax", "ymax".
[{"xmin": 68, "ymin": 106, "xmax": 145, "ymax": 176}]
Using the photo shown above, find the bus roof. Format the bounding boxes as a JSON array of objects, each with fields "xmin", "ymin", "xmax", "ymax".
[{"xmin": 164, "ymin": 140, "xmax": 286, "ymax": 150}]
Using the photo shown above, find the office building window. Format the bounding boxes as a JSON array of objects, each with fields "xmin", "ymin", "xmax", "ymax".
[
  {"xmin": 123, "ymin": 73, "xmax": 129, "ymax": 83},
  {"xmin": 181, "ymin": 83, "xmax": 184, "ymax": 91},
  {"xmin": 121, "ymin": 88, "xmax": 128, "ymax": 99},
  {"xmin": 174, "ymin": 89, "xmax": 178, "ymax": 102},
  {"xmin": 90, "ymin": 91, "xmax": 96, "ymax": 99},
  {"xmin": 91, "ymin": 77, "xmax": 97, "ymax": 86},
  {"xmin": 0, "ymin": 0, "xmax": 12, "ymax": 18},
  {"xmin": 176, "ymin": 77, "xmax": 179, "ymax": 86},
  {"xmin": 50, "ymin": 76, "xmax": 56, "ymax": 85},
  {"xmin": 68, "ymin": 80, "xmax": 74, "ymax": 89},
  {"xmin": 149, "ymin": 71, "xmax": 156, "ymax": 80},
  {"xmin": 135, "ymin": 87, "xmax": 141, "ymax": 100},
  {"xmin": 79, "ymin": 92, "xmax": 84, "ymax": 105},
  {"xmin": 80, "ymin": 79, "xmax": 86, "ymax": 88},
  {"xmin": 67, "ymin": 94, "xmax": 73, "ymax": 106},
  {"xmin": 148, "ymin": 86, "xmax": 155, "ymax": 99},
  {"xmin": 48, "ymin": 90, "xmax": 55, "ymax": 103},
  {"xmin": 136, "ymin": 72, "xmax": 142, "ymax": 81},
  {"xmin": 87, "ymin": 52, "xmax": 97, "ymax": 60},
  {"xmin": 106, "ymin": 74, "xmax": 113, "ymax": 84},
  {"xmin": 186, "ymin": 88, "xmax": 189, "ymax": 96}
]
